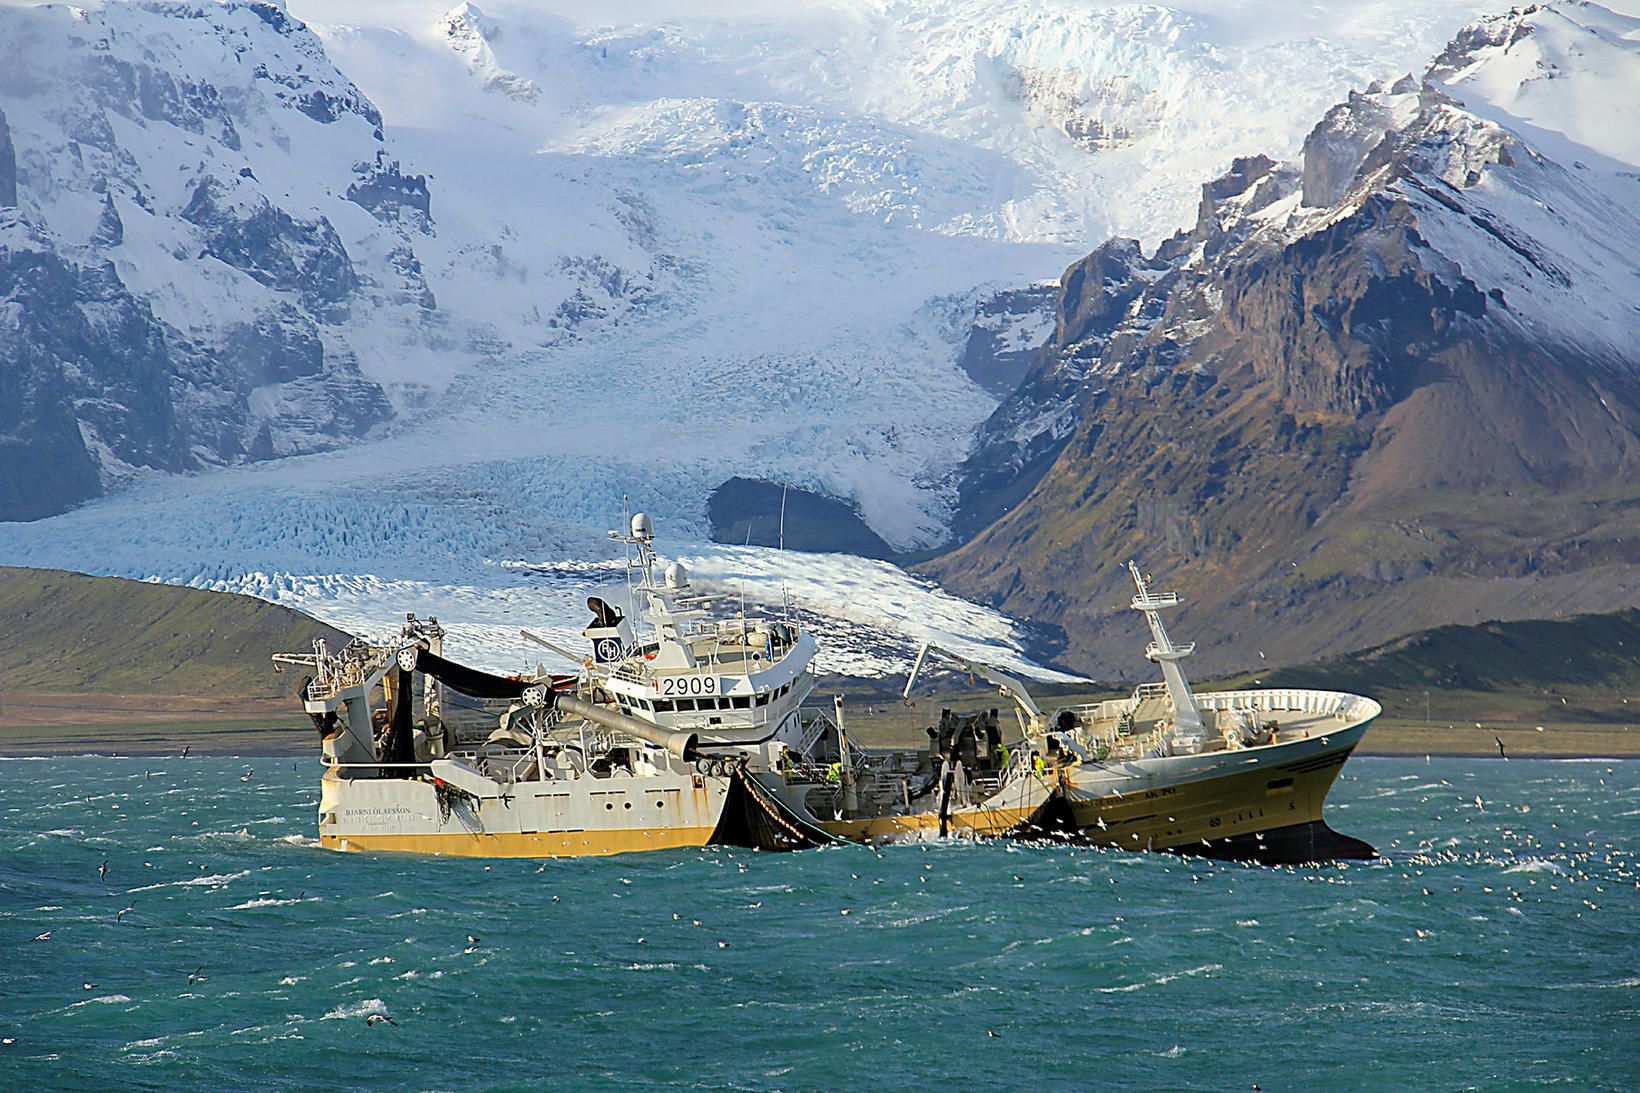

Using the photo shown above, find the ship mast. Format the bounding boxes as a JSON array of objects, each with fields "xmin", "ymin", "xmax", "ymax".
[
  {"xmin": 1128, "ymin": 561, "xmax": 1204, "ymax": 751},
  {"xmin": 610, "ymin": 513, "xmax": 707, "ymax": 668}
]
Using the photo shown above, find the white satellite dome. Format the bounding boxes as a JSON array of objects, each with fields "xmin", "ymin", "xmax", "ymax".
[
  {"xmin": 631, "ymin": 512, "xmax": 654, "ymax": 540},
  {"xmin": 664, "ymin": 561, "xmax": 689, "ymax": 588}
]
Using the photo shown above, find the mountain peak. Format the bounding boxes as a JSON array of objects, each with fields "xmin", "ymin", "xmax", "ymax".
[
  {"xmin": 1429, "ymin": 2, "xmax": 1640, "ymax": 170},
  {"xmin": 933, "ymin": 2, "xmax": 1640, "ymax": 676}
]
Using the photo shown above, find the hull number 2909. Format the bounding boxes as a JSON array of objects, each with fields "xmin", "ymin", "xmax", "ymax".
[{"xmin": 657, "ymin": 675, "xmax": 718, "ymax": 697}]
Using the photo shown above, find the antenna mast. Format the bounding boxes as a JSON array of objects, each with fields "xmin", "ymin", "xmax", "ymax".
[
  {"xmin": 1127, "ymin": 561, "xmax": 1205, "ymax": 752},
  {"xmin": 778, "ymin": 485, "xmax": 791, "ymax": 625}
]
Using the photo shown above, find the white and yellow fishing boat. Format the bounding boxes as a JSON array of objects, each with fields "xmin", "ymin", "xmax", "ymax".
[{"xmin": 274, "ymin": 516, "xmax": 1378, "ymax": 863}]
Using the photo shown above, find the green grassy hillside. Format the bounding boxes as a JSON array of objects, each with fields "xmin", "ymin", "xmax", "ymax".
[
  {"xmin": 1250, "ymin": 609, "xmax": 1640, "ymax": 725},
  {"xmin": 1257, "ymin": 609, "xmax": 1640, "ymax": 694},
  {"xmin": 0, "ymin": 566, "xmax": 351, "ymax": 696}
]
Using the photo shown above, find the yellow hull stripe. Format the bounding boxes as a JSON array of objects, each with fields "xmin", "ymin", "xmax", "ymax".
[
  {"xmin": 320, "ymin": 825, "xmax": 718, "ymax": 857},
  {"xmin": 817, "ymin": 807, "xmax": 1035, "ymax": 841}
]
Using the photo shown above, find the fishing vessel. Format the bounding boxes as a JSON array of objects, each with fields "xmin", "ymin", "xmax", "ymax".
[
  {"xmin": 905, "ymin": 563, "xmax": 1382, "ymax": 863},
  {"xmin": 273, "ymin": 515, "xmax": 1378, "ymax": 862}
]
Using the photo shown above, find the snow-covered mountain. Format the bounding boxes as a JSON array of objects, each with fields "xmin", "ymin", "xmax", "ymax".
[
  {"xmin": 0, "ymin": 0, "xmax": 1547, "ymax": 675},
  {"xmin": 0, "ymin": 2, "xmax": 434, "ymax": 517},
  {"xmin": 934, "ymin": 2, "xmax": 1640, "ymax": 676}
]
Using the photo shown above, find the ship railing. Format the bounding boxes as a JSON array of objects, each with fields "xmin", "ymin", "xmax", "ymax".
[
  {"xmin": 483, "ymin": 747, "xmax": 535, "ymax": 783},
  {"xmin": 793, "ymin": 710, "xmax": 833, "ymax": 757},
  {"xmin": 803, "ymin": 783, "xmax": 845, "ymax": 812},
  {"xmin": 1196, "ymin": 688, "xmax": 1349, "ymax": 717},
  {"xmin": 1078, "ymin": 727, "xmax": 1137, "ymax": 761},
  {"xmin": 610, "ymin": 662, "xmax": 651, "ymax": 685},
  {"xmin": 327, "ymin": 761, "xmax": 434, "ymax": 775},
  {"xmin": 1117, "ymin": 681, "xmax": 1171, "ymax": 720},
  {"xmin": 302, "ymin": 644, "xmax": 395, "ymax": 701},
  {"xmin": 304, "ymin": 660, "xmax": 368, "ymax": 700},
  {"xmin": 781, "ymin": 758, "xmax": 836, "ymax": 785}
]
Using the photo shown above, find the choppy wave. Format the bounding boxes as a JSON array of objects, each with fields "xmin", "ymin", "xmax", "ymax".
[
  {"xmin": 1502, "ymin": 859, "xmax": 1569, "ymax": 875},
  {"xmin": 128, "ymin": 870, "xmax": 251, "ymax": 892},
  {"xmin": 2, "ymin": 755, "xmax": 1635, "ymax": 1090},
  {"xmin": 323, "ymin": 999, "xmax": 389, "ymax": 1021}
]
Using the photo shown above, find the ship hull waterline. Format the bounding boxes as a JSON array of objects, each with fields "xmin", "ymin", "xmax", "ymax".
[{"xmin": 315, "ymin": 720, "xmax": 1373, "ymax": 862}]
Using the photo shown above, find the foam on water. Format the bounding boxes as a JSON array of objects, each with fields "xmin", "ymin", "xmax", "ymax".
[{"xmin": 1, "ymin": 755, "xmax": 1636, "ymax": 1089}]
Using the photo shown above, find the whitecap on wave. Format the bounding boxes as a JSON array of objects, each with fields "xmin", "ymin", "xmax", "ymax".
[
  {"xmin": 196, "ymin": 828, "xmax": 255, "ymax": 841},
  {"xmin": 1098, "ymin": 963, "xmax": 1222, "ymax": 993},
  {"xmin": 1503, "ymin": 858, "xmax": 1568, "ymax": 875},
  {"xmin": 324, "ymin": 998, "xmax": 389, "ymax": 1020},
  {"xmin": 129, "ymin": 869, "xmax": 251, "ymax": 892}
]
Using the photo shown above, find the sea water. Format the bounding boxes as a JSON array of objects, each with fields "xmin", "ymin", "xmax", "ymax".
[{"xmin": 2, "ymin": 756, "xmax": 1636, "ymax": 1091}]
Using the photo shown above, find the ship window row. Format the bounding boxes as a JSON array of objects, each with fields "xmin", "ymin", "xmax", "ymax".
[{"xmin": 615, "ymin": 680, "xmax": 799, "ymax": 715}]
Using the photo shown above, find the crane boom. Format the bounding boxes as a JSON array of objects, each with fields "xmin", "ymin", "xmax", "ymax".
[{"xmin": 901, "ymin": 641, "xmax": 1045, "ymax": 721}]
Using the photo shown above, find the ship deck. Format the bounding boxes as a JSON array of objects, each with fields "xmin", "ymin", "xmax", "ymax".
[{"xmin": 1060, "ymin": 686, "xmax": 1381, "ymax": 761}]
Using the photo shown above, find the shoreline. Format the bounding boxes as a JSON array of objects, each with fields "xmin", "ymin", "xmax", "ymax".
[
  {"xmin": 3, "ymin": 734, "xmax": 1634, "ymax": 762},
  {"xmin": 4, "ymin": 750, "xmax": 1635, "ymax": 762},
  {"xmin": 2, "ymin": 704, "xmax": 1632, "ymax": 761}
]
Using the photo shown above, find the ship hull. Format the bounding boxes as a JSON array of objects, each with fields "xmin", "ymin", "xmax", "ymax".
[
  {"xmin": 313, "ymin": 720, "xmax": 1373, "ymax": 861},
  {"xmin": 1058, "ymin": 719, "xmax": 1373, "ymax": 859},
  {"xmin": 815, "ymin": 805, "xmax": 1038, "ymax": 843},
  {"xmin": 805, "ymin": 721, "xmax": 1373, "ymax": 861},
  {"xmin": 316, "ymin": 767, "xmax": 729, "ymax": 858}
]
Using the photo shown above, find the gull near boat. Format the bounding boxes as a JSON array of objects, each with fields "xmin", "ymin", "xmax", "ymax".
[{"xmin": 274, "ymin": 514, "xmax": 1379, "ymax": 863}]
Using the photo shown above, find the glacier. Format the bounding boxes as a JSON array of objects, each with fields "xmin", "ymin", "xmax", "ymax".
[{"xmin": 0, "ymin": 0, "xmax": 1530, "ymax": 675}]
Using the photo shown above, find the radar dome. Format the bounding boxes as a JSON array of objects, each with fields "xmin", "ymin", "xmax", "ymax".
[
  {"xmin": 631, "ymin": 512, "xmax": 654, "ymax": 540},
  {"xmin": 664, "ymin": 562, "xmax": 689, "ymax": 588}
]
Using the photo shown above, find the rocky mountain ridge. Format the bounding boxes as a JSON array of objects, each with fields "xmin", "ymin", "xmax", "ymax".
[
  {"xmin": 930, "ymin": 2, "xmax": 1640, "ymax": 677},
  {"xmin": 0, "ymin": 2, "xmax": 420, "ymax": 518}
]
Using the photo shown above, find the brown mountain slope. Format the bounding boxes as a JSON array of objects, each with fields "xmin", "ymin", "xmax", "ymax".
[{"xmin": 926, "ymin": 49, "xmax": 1640, "ymax": 678}]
